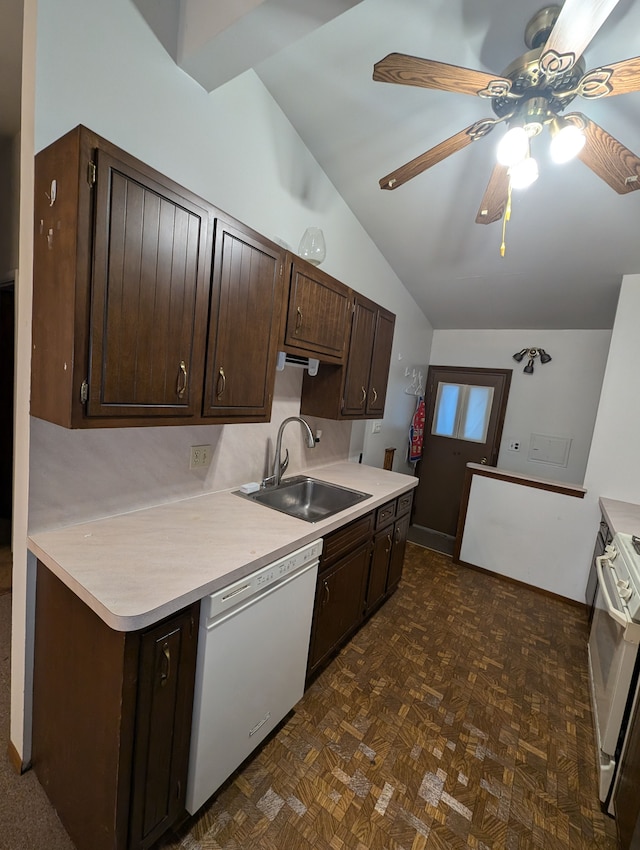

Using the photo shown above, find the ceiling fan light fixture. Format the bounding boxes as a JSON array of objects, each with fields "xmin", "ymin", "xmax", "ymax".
[
  {"xmin": 549, "ymin": 118, "xmax": 586, "ymax": 163},
  {"xmin": 496, "ymin": 126, "xmax": 529, "ymax": 167},
  {"xmin": 509, "ymin": 155, "xmax": 539, "ymax": 189}
]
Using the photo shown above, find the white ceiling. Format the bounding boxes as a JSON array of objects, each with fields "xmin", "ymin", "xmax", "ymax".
[
  {"xmin": 253, "ymin": 0, "xmax": 640, "ymax": 329},
  {"xmin": 7, "ymin": 0, "xmax": 640, "ymax": 328}
]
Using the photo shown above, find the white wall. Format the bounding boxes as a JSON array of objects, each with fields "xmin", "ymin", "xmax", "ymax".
[
  {"xmin": 584, "ymin": 275, "xmax": 640, "ymax": 504},
  {"xmin": 429, "ymin": 329, "xmax": 611, "ymax": 484},
  {"xmin": 460, "ymin": 475, "xmax": 590, "ymax": 602}
]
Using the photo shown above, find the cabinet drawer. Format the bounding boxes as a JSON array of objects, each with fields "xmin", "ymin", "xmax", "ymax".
[
  {"xmin": 321, "ymin": 513, "xmax": 374, "ymax": 569},
  {"xmin": 396, "ymin": 491, "xmax": 414, "ymax": 517},
  {"xmin": 375, "ymin": 501, "xmax": 396, "ymax": 529}
]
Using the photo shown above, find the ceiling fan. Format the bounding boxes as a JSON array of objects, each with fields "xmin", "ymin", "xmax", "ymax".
[{"xmin": 373, "ymin": 0, "xmax": 640, "ymax": 225}]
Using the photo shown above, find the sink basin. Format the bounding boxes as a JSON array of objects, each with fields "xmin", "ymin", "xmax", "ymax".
[{"xmin": 236, "ymin": 476, "xmax": 371, "ymax": 522}]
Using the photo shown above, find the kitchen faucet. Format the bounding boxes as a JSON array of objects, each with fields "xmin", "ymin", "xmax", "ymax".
[{"xmin": 263, "ymin": 416, "xmax": 315, "ymax": 488}]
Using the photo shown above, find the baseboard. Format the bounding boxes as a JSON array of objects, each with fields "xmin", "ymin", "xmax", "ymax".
[
  {"xmin": 453, "ymin": 556, "xmax": 586, "ymax": 610},
  {"xmin": 7, "ymin": 740, "xmax": 31, "ymax": 775}
]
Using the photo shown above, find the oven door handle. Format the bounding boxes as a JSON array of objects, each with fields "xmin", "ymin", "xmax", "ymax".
[{"xmin": 595, "ymin": 555, "xmax": 629, "ymax": 628}]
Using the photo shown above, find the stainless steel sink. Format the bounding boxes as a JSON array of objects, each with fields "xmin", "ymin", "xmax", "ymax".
[{"xmin": 236, "ymin": 476, "xmax": 371, "ymax": 522}]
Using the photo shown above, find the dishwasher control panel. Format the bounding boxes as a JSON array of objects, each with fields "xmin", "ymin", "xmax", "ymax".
[{"xmin": 204, "ymin": 539, "xmax": 323, "ymax": 622}]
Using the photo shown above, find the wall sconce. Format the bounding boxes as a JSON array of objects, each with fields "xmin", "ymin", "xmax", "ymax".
[{"xmin": 512, "ymin": 347, "xmax": 552, "ymax": 374}]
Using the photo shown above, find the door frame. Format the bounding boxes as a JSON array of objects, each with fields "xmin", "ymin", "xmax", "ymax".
[{"xmin": 412, "ymin": 364, "xmax": 512, "ymax": 537}]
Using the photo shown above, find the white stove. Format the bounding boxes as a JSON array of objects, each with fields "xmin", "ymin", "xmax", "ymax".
[
  {"xmin": 588, "ymin": 531, "xmax": 640, "ymax": 813},
  {"xmin": 609, "ymin": 533, "xmax": 640, "ymax": 622}
]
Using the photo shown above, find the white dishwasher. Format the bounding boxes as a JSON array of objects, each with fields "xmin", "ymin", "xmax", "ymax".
[{"xmin": 186, "ymin": 538, "xmax": 322, "ymax": 814}]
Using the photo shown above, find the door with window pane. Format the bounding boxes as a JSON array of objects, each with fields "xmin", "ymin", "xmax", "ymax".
[{"xmin": 413, "ymin": 366, "xmax": 511, "ymax": 537}]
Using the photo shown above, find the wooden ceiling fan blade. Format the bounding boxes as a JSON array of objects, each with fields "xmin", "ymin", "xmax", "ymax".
[
  {"xmin": 379, "ymin": 120, "xmax": 496, "ymax": 190},
  {"xmin": 567, "ymin": 113, "xmax": 640, "ymax": 193},
  {"xmin": 373, "ymin": 53, "xmax": 513, "ymax": 98},
  {"xmin": 540, "ymin": 0, "xmax": 623, "ymax": 77},
  {"xmin": 475, "ymin": 165, "xmax": 510, "ymax": 224},
  {"xmin": 578, "ymin": 56, "xmax": 640, "ymax": 98}
]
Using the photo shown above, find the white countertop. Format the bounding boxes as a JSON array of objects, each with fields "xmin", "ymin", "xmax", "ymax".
[
  {"xmin": 600, "ymin": 497, "xmax": 640, "ymax": 536},
  {"xmin": 29, "ymin": 462, "xmax": 417, "ymax": 632}
]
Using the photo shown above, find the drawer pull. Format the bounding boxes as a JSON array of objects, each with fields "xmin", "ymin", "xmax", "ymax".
[
  {"xmin": 160, "ymin": 643, "xmax": 171, "ymax": 686},
  {"xmin": 176, "ymin": 360, "xmax": 188, "ymax": 398}
]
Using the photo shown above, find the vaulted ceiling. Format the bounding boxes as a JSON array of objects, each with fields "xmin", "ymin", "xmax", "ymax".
[
  {"xmin": 253, "ymin": 0, "xmax": 640, "ymax": 329},
  {"xmin": 10, "ymin": 0, "xmax": 640, "ymax": 329}
]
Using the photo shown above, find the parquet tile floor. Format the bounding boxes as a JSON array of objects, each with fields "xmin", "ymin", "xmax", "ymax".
[{"xmin": 159, "ymin": 543, "xmax": 618, "ymax": 850}]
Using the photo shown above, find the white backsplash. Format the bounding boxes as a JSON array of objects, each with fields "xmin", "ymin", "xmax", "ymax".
[{"xmin": 29, "ymin": 368, "xmax": 353, "ymax": 532}]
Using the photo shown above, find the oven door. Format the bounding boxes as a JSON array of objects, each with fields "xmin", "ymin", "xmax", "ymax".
[{"xmin": 588, "ymin": 555, "xmax": 640, "ymax": 759}]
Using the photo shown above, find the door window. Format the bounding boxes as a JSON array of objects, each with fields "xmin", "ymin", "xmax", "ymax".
[{"xmin": 432, "ymin": 382, "xmax": 494, "ymax": 443}]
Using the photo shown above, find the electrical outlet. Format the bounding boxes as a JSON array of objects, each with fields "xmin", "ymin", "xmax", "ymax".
[
  {"xmin": 189, "ymin": 445, "xmax": 212, "ymax": 469},
  {"xmin": 372, "ymin": 420, "xmax": 382, "ymax": 434},
  {"xmin": 508, "ymin": 440, "xmax": 520, "ymax": 452}
]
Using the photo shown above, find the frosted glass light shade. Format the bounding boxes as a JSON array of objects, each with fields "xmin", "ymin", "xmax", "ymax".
[
  {"xmin": 550, "ymin": 122, "xmax": 586, "ymax": 163},
  {"xmin": 298, "ymin": 227, "xmax": 326, "ymax": 266},
  {"xmin": 509, "ymin": 156, "xmax": 539, "ymax": 189},
  {"xmin": 496, "ymin": 126, "xmax": 529, "ymax": 167}
]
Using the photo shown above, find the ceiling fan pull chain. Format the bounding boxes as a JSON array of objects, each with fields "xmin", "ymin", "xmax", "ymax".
[{"xmin": 500, "ymin": 180, "xmax": 513, "ymax": 258}]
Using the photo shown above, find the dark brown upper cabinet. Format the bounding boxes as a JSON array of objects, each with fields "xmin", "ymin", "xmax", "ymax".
[
  {"xmin": 281, "ymin": 257, "xmax": 352, "ymax": 364},
  {"xmin": 31, "ymin": 126, "xmax": 285, "ymax": 428},
  {"xmin": 32, "ymin": 126, "xmax": 213, "ymax": 428},
  {"xmin": 202, "ymin": 217, "xmax": 285, "ymax": 422},
  {"xmin": 87, "ymin": 148, "xmax": 212, "ymax": 420},
  {"xmin": 300, "ymin": 294, "xmax": 395, "ymax": 420}
]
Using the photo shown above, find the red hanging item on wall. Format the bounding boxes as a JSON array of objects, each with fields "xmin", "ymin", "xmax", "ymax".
[{"xmin": 409, "ymin": 395, "xmax": 425, "ymax": 463}]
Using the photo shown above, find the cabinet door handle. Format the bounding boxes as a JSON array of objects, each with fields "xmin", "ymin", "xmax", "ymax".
[
  {"xmin": 216, "ymin": 366, "xmax": 226, "ymax": 399},
  {"xmin": 394, "ymin": 527, "xmax": 401, "ymax": 543},
  {"xmin": 371, "ymin": 387, "xmax": 378, "ymax": 404},
  {"xmin": 160, "ymin": 643, "xmax": 171, "ymax": 686},
  {"xmin": 360, "ymin": 386, "xmax": 367, "ymax": 406},
  {"xmin": 323, "ymin": 579, "xmax": 330, "ymax": 605},
  {"xmin": 295, "ymin": 307, "xmax": 303, "ymax": 334},
  {"xmin": 386, "ymin": 533, "xmax": 392, "ymax": 553},
  {"xmin": 176, "ymin": 360, "xmax": 188, "ymax": 398}
]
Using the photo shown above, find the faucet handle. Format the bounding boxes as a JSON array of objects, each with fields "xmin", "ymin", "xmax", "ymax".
[{"xmin": 279, "ymin": 448, "xmax": 289, "ymax": 477}]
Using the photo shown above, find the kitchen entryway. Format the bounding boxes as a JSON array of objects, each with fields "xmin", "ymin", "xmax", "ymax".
[{"xmin": 155, "ymin": 545, "xmax": 615, "ymax": 850}]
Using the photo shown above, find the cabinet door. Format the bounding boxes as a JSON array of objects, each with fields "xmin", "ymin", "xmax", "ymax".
[
  {"xmin": 341, "ymin": 297, "xmax": 376, "ymax": 415},
  {"xmin": 284, "ymin": 261, "xmax": 351, "ymax": 362},
  {"xmin": 366, "ymin": 308, "xmax": 395, "ymax": 416},
  {"xmin": 129, "ymin": 605, "xmax": 199, "ymax": 850},
  {"xmin": 88, "ymin": 149, "xmax": 212, "ymax": 419},
  {"xmin": 367, "ymin": 526, "xmax": 393, "ymax": 613},
  {"xmin": 203, "ymin": 218, "xmax": 285, "ymax": 421},
  {"xmin": 308, "ymin": 542, "xmax": 370, "ymax": 674},
  {"xmin": 387, "ymin": 513, "xmax": 410, "ymax": 593}
]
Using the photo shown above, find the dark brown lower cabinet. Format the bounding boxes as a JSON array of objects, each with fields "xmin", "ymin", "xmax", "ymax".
[
  {"xmin": 367, "ymin": 526, "xmax": 394, "ymax": 613},
  {"xmin": 365, "ymin": 494, "xmax": 413, "ymax": 613},
  {"xmin": 615, "ymin": 690, "xmax": 640, "ymax": 850},
  {"xmin": 32, "ymin": 563, "xmax": 199, "ymax": 850},
  {"xmin": 307, "ymin": 541, "xmax": 371, "ymax": 677},
  {"xmin": 387, "ymin": 512, "xmax": 410, "ymax": 593},
  {"xmin": 307, "ymin": 489, "xmax": 415, "ymax": 678}
]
